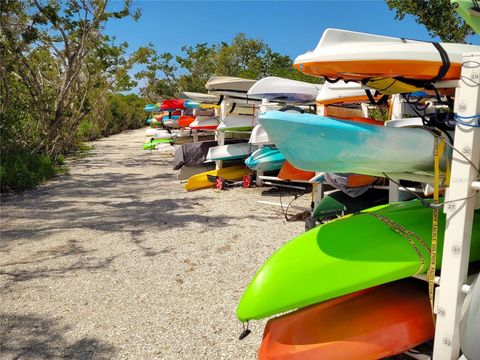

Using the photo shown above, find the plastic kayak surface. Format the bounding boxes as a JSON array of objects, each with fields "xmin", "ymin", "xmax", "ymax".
[
  {"xmin": 206, "ymin": 143, "xmax": 257, "ymax": 161},
  {"xmin": 237, "ymin": 200, "xmax": 480, "ymax": 321},
  {"xmin": 294, "ymin": 28, "xmax": 479, "ymax": 81},
  {"xmin": 217, "ymin": 114, "xmax": 257, "ymax": 132},
  {"xmin": 247, "ymin": 76, "xmax": 322, "ymax": 104},
  {"xmin": 278, "ymin": 161, "xmax": 315, "ymax": 181},
  {"xmin": 259, "ymin": 111, "xmax": 450, "ymax": 177},
  {"xmin": 245, "ymin": 147, "xmax": 286, "ymax": 171},
  {"xmin": 259, "ymin": 279, "xmax": 434, "ymax": 360},
  {"xmin": 143, "ymin": 138, "xmax": 172, "ymax": 150},
  {"xmin": 184, "ymin": 165, "xmax": 249, "ymax": 191}
]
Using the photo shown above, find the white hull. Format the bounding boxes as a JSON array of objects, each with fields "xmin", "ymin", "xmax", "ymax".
[
  {"xmin": 249, "ymin": 125, "xmax": 273, "ymax": 145},
  {"xmin": 247, "ymin": 76, "xmax": 321, "ymax": 104},
  {"xmin": 217, "ymin": 114, "xmax": 257, "ymax": 131},
  {"xmin": 206, "ymin": 143, "xmax": 258, "ymax": 161}
]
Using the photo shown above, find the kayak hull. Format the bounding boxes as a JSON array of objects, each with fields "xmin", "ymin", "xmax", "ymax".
[
  {"xmin": 259, "ymin": 111, "xmax": 448, "ymax": 176},
  {"xmin": 237, "ymin": 201, "xmax": 480, "ymax": 321},
  {"xmin": 245, "ymin": 147, "xmax": 286, "ymax": 171},
  {"xmin": 184, "ymin": 165, "xmax": 249, "ymax": 191},
  {"xmin": 259, "ymin": 279, "xmax": 434, "ymax": 360},
  {"xmin": 206, "ymin": 143, "xmax": 258, "ymax": 162}
]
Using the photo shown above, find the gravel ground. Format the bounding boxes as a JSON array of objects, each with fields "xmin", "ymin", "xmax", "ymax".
[{"xmin": 0, "ymin": 128, "xmax": 310, "ymax": 359}]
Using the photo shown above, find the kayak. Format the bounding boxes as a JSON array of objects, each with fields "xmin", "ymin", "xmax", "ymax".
[
  {"xmin": 184, "ymin": 165, "xmax": 249, "ymax": 191},
  {"xmin": 259, "ymin": 279, "xmax": 434, "ymax": 360},
  {"xmin": 312, "ymin": 188, "xmax": 389, "ymax": 222},
  {"xmin": 206, "ymin": 143, "xmax": 258, "ymax": 161},
  {"xmin": 179, "ymin": 91, "xmax": 220, "ymax": 104},
  {"xmin": 249, "ymin": 125, "xmax": 273, "ymax": 145},
  {"xmin": 143, "ymin": 138, "xmax": 173, "ymax": 150},
  {"xmin": 206, "ymin": 76, "xmax": 257, "ymax": 94},
  {"xmin": 247, "ymin": 76, "xmax": 322, "ymax": 103},
  {"xmin": 189, "ymin": 116, "xmax": 219, "ymax": 131},
  {"xmin": 452, "ymin": 0, "xmax": 480, "ymax": 34},
  {"xmin": 316, "ymin": 80, "xmax": 380, "ymax": 105},
  {"xmin": 178, "ymin": 115, "xmax": 196, "ymax": 128},
  {"xmin": 460, "ymin": 274, "xmax": 480, "ymax": 358},
  {"xmin": 217, "ymin": 114, "xmax": 257, "ymax": 132},
  {"xmin": 145, "ymin": 128, "xmax": 172, "ymax": 139},
  {"xmin": 236, "ymin": 200, "xmax": 480, "ymax": 321},
  {"xmin": 294, "ymin": 28, "xmax": 479, "ymax": 81},
  {"xmin": 177, "ymin": 164, "xmax": 216, "ymax": 181},
  {"xmin": 278, "ymin": 161, "xmax": 315, "ymax": 181},
  {"xmin": 245, "ymin": 147, "xmax": 286, "ymax": 171},
  {"xmin": 259, "ymin": 111, "xmax": 450, "ymax": 177}
]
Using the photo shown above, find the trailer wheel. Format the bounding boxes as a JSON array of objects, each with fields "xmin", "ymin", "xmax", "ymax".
[
  {"xmin": 243, "ymin": 175, "xmax": 253, "ymax": 188},
  {"xmin": 216, "ymin": 177, "xmax": 226, "ymax": 190}
]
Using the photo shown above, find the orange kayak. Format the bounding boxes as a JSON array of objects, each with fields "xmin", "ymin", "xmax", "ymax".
[
  {"xmin": 278, "ymin": 161, "xmax": 314, "ymax": 181},
  {"xmin": 259, "ymin": 279, "xmax": 434, "ymax": 360},
  {"xmin": 178, "ymin": 115, "xmax": 196, "ymax": 128}
]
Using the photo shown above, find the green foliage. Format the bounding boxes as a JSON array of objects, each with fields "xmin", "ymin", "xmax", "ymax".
[
  {"xmin": 385, "ymin": 0, "xmax": 474, "ymax": 42},
  {"xmin": 136, "ymin": 33, "xmax": 322, "ymax": 100},
  {"xmin": 0, "ymin": 150, "xmax": 58, "ymax": 192}
]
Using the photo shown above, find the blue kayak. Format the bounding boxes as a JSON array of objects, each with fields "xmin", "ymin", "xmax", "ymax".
[
  {"xmin": 259, "ymin": 111, "xmax": 449, "ymax": 177},
  {"xmin": 245, "ymin": 147, "xmax": 286, "ymax": 171}
]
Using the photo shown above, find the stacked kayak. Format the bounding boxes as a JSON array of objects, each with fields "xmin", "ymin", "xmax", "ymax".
[
  {"xmin": 247, "ymin": 76, "xmax": 322, "ymax": 104},
  {"xmin": 259, "ymin": 279, "xmax": 435, "ymax": 360},
  {"xmin": 189, "ymin": 115, "xmax": 219, "ymax": 131},
  {"xmin": 259, "ymin": 111, "xmax": 450, "ymax": 177},
  {"xmin": 245, "ymin": 147, "xmax": 286, "ymax": 172},
  {"xmin": 206, "ymin": 143, "xmax": 258, "ymax": 162},
  {"xmin": 217, "ymin": 114, "xmax": 257, "ymax": 132},
  {"xmin": 237, "ymin": 201, "xmax": 480, "ymax": 321},
  {"xmin": 185, "ymin": 165, "xmax": 249, "ymax": 191}
]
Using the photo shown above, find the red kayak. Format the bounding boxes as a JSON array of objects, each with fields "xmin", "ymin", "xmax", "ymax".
[{"xmin": 259, "ymin": 279, "xmax": 434, "ymax": 360}]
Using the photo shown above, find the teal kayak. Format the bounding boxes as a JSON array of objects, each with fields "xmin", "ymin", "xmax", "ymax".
[
  {"xmin": 244, "ymin": 147, "xmax": 286, "ymax": 171},
  {"xmin": 237, "ymin": 200, "xmax": 480, "ymax": 321}
]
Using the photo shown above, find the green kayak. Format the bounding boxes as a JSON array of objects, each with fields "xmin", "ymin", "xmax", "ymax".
[
  {"xmin": 143, "ymin": 138, "xmax": 172, "ymax": 150},
  {"xmin": 237, "ymin": 200, "xmax": 480, "ymax": 322}
]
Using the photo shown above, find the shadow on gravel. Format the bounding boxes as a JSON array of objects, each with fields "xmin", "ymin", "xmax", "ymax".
[{"xmin": 0, "ymin": 313, "xmax": 116, "ymax": 359}]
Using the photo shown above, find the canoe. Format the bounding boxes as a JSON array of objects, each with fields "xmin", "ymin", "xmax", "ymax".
[
  {"xmin": 294, "ymin": 28, "xmax": 479, "ymax": 81},
  {"xmin": 278, "ymin": 161, "xmax": 315, "ymax": 181},
  {"xmin": 217, "ymin": 114, "xmax": 257, "ymax": 132},
  {"xmin": 189, "ymin": 116, "xmax": 219, "ymax": 131},
  {"xmin": 184, "ymin": 165, "xmax": 249, "ymax": 191},
  {"xmin": 206, "ymin": 143, "xmax": 258, "ymax": 162},
  {"xmin": 179, "ymin": 91, "xmax": 220, "ymax": 104},
  {"xmin": 452, "ymin": 0, "xmax": 480, "ymax": 34},
  {"xmin": 143, "ymin": 138, "xmax": 172, "ymax": 150},
  {"xmin": 178, "ymin": 115, "xmax": 196, "ymax": 128},
  {"xmin": 247, "ymin": 76, "xmax": 322, "ymax": 104},
  {"xmin": 316, "ymin": 80, "xmax": 380, "ymax": 105},
  {"xmin": 259, "ymin": 111, "xmax": 450, "ymax": 177},
  {"xmin": 249, "ymin": 125, "xmax": 273, "ymax": 145},
  {"xmin": 259, "ymin": 279, "xmax": 434, "ymax": 360},
  {"xmin": 245, "ymin": 147, "xmax": 286, "ymax": 171},
  {"xmin": 236, "ymin": 200, "xmax": 480, "ymax": 321}
]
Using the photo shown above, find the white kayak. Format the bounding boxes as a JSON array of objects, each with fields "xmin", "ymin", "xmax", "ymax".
[
  {"xmin": 217, "ymin": 114, "xmax": 257, "ymax": 132},
  {"xmin": 294, "ymin": 28, "xmax": 479, "ymax": 81},
  {"xmin": 316, "ymin": 80, "xmax": 376, "ymax": 105},
  {"xmin": 206, "ymin": 143, "xmax": 258, "ymax": 162},
  {"xmin": 247, "ymin": 76, "xmax": 322, "ymax": 103},
  {"xmin": 189, "ymin": 116, "xmax": 219, "ymax": 131},
  {"xmin": 249, "ymin": 124, "xmax": 273, "ymax": 145},
  {"xmin": 206, "ymin": 76, "xmax": 257, "ymax": 93},
  {"xmin": 179, "ymin": 91, "xmax": 219, "ymax": 104},
  {"xmin": 145, "ymin": 128, "xmax": 172, "ymax": 140}
]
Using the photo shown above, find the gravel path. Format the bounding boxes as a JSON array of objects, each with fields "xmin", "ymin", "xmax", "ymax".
[{"xmin": 0, "ymin": 128, "xmax": 309, "ymax": 359}]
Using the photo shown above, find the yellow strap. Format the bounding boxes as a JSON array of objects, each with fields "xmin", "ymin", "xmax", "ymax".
[{"xmin": 427, "ymin": 136, "xmax": 442, "ymax": 322}]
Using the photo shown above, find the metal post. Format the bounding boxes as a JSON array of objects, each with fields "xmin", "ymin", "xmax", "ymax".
[{"xmin": 433, "ymin": 52, "xmax": 480, "ymax": 359}]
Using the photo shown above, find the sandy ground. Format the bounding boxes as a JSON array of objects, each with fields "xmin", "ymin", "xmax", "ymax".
[{"xmin": 0, "ymin": 128, "xmax": 310, "ymax": 359}]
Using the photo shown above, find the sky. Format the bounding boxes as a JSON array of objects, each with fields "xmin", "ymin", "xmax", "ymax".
[{"xmin": 106, "ymin": 0, "xmax": 479, "ymax": 59}]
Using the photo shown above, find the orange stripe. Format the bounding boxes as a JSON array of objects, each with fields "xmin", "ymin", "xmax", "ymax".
[{"xmin": 294, "ymin": 60, "xmax": 462, "ymax": 80}]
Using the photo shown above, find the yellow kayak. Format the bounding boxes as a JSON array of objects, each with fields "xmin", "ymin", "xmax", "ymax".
[{"xmin": 184, "ymin": 165, "xmax": 249, "ymax": 191}]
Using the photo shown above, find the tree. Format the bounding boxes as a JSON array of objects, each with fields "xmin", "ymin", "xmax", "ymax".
[
  {"xmin": 0, "ymin": 0, "xmax": 141, "ymax": 155},
  {"xmin": 385, "ymin": 0, "xmax": 474, "ymax": 43},
  {"xmin": 136, "ymin": 33, "xmax": 322, "ymax": 100}
]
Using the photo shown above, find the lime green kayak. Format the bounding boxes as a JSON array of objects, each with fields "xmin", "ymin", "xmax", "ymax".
[
  {"xmin": 143, "ymin": 138, "xmax": 172, "ymax": 150},
  {"xmin": 237, "ymin": 200, "xmax": 480, "ymax": 322}
]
